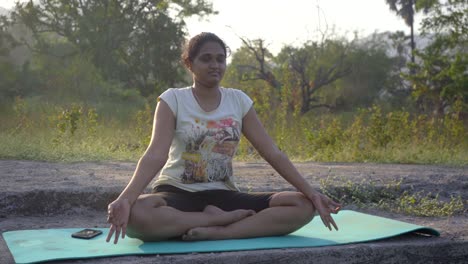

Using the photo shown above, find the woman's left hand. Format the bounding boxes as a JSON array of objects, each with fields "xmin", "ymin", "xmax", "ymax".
[{"xmin": 308, "ymin": 193, "xmax": 341, "ymax": 231}]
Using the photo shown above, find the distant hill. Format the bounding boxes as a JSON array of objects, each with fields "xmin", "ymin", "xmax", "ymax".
[{"xmin": 358, "ymin": 31, "xmax": 433, "ymax": 58}]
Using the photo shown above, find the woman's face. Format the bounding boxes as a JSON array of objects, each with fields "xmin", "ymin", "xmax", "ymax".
[{"xmin": 190, "ymin": 41, "xmax": 226, "ymax": 88}]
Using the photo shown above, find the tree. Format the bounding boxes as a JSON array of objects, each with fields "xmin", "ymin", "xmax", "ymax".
[
  {"xmin": 405, "ymin": 0, "xmax": 468, "ymax": 115},
  {"xmin": 277, "ymin": 39, "xmax": 351, "ymax": 114},
  {"xmin": 237, "ymin": 38, "xmax": 281, "ymax": 89},
  {"xmin": 228, "ymin": 35, "xmax": 352, "ymax": 115},
  {"xmin": 0, "ymin": 15, "xmax": 16, "ymax": 56},
  {"xmin": 222, "ymin": 41, "xmax": 280, "ymax": 118},
  {"xmin": 0, "ymin": 14, "xmax": 20, "ymax": 99},
  {"xmin": 385, "ymin": 0, "xmax": 438, "ymax": 66},
  {"xmin": 11, "ymin": 0, "xmax": 216, "ymax": 97},
  {"xmin": 340, "ymin": 34, "xmax": 397, "ymax": 108},
  {"xmin": 387, "ymin": 31, "xmax": 412, "ymax": 98}
]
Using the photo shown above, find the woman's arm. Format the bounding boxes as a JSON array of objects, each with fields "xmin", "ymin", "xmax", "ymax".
[
  {"xmin": 242, "ymin": 107, "xmax": 341, "ymax": 230},
  {"xmin": 117, "ymin": 99, "xmax": 175, "ymax": 205},
  {"xmin": 106, "ymin": 100, "xmax": 175, "ymax": 243}
]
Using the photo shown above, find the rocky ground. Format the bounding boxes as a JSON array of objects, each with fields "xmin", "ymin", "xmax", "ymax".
[{"xmin": 0, "ymin": 160, "xmax": 467, "ymax": 263}]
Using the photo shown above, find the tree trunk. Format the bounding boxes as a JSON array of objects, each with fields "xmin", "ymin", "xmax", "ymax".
[
  {"xmin": 409, "ymin": 0, "xmax": 416, "ymax": 71},
  {"xmin": 410, "ymin": 20, "xmax": 415, "ymax": 65}
]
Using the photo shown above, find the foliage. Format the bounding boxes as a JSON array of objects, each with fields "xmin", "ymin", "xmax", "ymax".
[
  {"xmin": 0, "ymin": 98, "xmax": 144, "ymax": 162},
  {"xmin": 11, "ymin": 0, "xmax": 215, "ymax": 97},
  {"xmin": 320, "ymin": 173, "xmax": 465, "ymax": 217},
  {"xmin": 0, "ymin": 58, "xmax": 18, "ymax": 98},
  {"xmin": 405, "ymin": 0, "xmax": 468, "ymax": 114},
  {"xmin": 10, "ymin": 96, "xmax": 31, "ymax": 132},
  {"xmin": 277, "ymin": 39, "xmax": 352, "ymax": 114},
  {"xmin": 0, "ymin": 0, "xmax": 466, "ymax": 171},
  {"xmin": 384, "ymin": 0, "xmax": 439, "ymax": 65},
  {"xmin": 226, "ymin": 33, "xmax": 412, "ymax": 116},
  {"xmin": 53, "ymin": 104, "xmax": 99, "ymax": 145},
  {"xmin": 388, "ymin": 191, "xmax": 465, "ymax": 217},
  {"xmin": 320, "ymin": 174, "xmax": 403, "ymax": 207},
  {"xmin": 225, "ymin": 37, "xmax": 354, "ymax": 115},
  {"xmin": 0, "ymin": 13, "xmax": 17, "ymax": 55},
  {"xmin": 135, "ymin": 101, "xmax": 156, "ymax": 148},
  {"xmin": 246, "ymin": 104, "xmax": 467, "ymax": 165},
  {"xmin": 0, "ymin": 14, "xmax": 21, "ymax": 99},
  {"xmin": 0, "ymin": 97, "xmax": 467, "ymax": 166},
  {"xmin": 222, "ymin": 45, "xmax": 279, "ymax": 121},
  {"xmin": 1, "ymin": 41, "xmax": 148, "ymax": 106},
  {"xmin": 339, "ymin": 34, "xmax": 397, "ymax": 108}
]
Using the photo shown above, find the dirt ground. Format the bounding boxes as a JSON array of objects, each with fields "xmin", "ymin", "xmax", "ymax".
[
  {"xmin": 0, "ymin": 160, "xmax": 467, "ymax": 240},
  {"xmin": 0, "ymin": 160, "xmax": 467, "ymax": 263}
]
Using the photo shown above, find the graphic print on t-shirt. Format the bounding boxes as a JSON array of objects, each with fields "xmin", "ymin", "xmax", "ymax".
[{"xmin": 181, "ymin": 117, "xmax": 240, "ymax": 184}]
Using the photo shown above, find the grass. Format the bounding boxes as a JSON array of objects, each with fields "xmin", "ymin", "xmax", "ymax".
[
  {"xmin": 0, "ymin": 128, "xmax": 142, "ymax": 162},
  {"xmin": 0, "ymin": 97, "xmax": 147, "ymax": 162},
  {"xmin": 240, "ymin": 106, "xmax": 468, "ymax": 166},
  {"xmin": 1, "ymin": 97, "xmax": 467, "ymax": 165},
  {"xmin": 319, "ymin": 173, "xmax": 466, "ymax": 217}
]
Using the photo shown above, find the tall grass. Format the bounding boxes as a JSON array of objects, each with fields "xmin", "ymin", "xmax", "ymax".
[
  {"xmin": 0, "ymin": 97, "xmax": 147, "ymax": 162},
  {"xmin": 0, "ymin": 97, "xmax": 467, "ymax": 165},
  {"xmin": 239, "ymin": 102, "xmax": 468, "ymax": 166}
]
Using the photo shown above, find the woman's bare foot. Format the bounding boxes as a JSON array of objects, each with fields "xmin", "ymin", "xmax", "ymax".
[
  {"xmin": 202, "ymin": 205, "xmax": 255, "ymax": 226},
  {"xmin": 182, "ymin": 226, "xmax": 225, "ymax": 241},
  {"xmin": 181, "ymin": 205, "xmax": 255, "ymax": 240}
]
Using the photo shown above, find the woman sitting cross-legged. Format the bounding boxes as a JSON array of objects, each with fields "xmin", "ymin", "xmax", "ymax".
[{"xmin": 106, "ymin": 32, "xmax": 341, "ymax": 244}]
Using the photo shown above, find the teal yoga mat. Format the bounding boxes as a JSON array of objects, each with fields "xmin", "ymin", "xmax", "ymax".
[{"xmin": 3, "ymin": 210, "xmax": 439, "ymax": 264}]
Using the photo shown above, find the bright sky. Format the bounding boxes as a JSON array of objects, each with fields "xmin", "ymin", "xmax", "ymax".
[
  {"xmin": 0, "ymin": 0, "xmax": 423, "ymax": 54},
  {"xmin": 185, "ymin": 0, "xmax": 425, "ymax": 54}
]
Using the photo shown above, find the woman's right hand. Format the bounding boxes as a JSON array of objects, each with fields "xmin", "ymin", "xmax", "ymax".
[
  {"xmin": 308, "ymin": 192, "xmax": 341, "ymax": 231},
  {"xmin": 106, "ymin": 198, "xmax": 131, "ymax": 244}
]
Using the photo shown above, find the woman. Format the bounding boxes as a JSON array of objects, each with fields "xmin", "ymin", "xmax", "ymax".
[{"xmin": 106, "ymin": 32, "xmax": 341, "ymax": 244}]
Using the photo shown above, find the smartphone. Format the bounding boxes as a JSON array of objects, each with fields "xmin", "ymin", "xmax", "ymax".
[{"xmin": 71, "ymin": 229, "xmax": 103, "ymax": 239}]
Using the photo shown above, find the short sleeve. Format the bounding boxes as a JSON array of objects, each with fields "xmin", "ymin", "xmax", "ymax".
[
  {"xmin": 236, "ymin": 90, "xmax": 254, "ymax": 117},
  {"xmin": 158, "ymin": 88, "xmax": 177, "ymax": 116}
]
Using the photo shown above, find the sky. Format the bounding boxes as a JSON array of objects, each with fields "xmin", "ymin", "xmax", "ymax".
[{"xmin": 0, "ymin": 0, "xmax": 424, "ymax": 54}]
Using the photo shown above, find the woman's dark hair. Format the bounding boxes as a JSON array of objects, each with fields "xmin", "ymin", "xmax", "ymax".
[{"xmin": 181, "ymin": 32, "xmax": 230, "ymax": 69}]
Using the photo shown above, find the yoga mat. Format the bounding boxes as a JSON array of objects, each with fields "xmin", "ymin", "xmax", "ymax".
[{"xmin": 2, "ymin": 210, "xmax": 439, "ymax": 264}]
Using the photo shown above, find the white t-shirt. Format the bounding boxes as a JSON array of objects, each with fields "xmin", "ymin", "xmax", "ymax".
[{"xmin": 152, "ymin": 87, "xmax": 253, "ymax": 192}]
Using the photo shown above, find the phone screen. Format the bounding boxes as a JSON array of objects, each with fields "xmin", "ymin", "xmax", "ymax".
[{"xmin": 71, "ymin": 229, "xmax": 103, "ymax": 239}]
